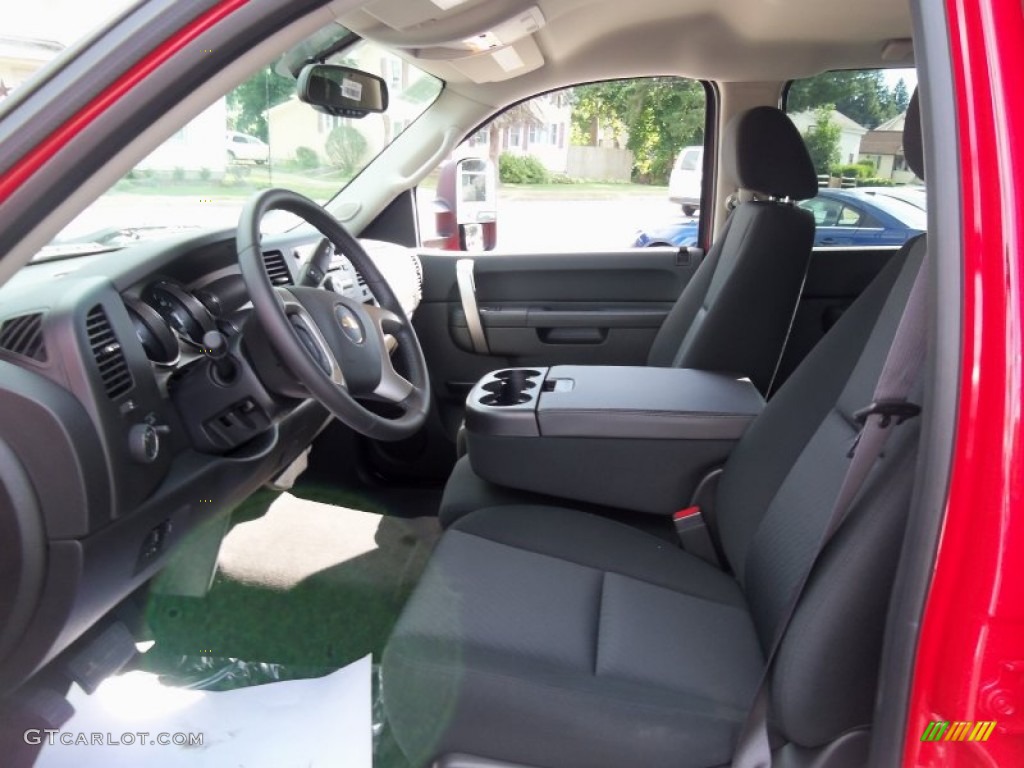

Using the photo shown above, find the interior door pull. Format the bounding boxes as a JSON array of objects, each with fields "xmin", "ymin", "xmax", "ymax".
[{"xmin": 456, "ymin": 259, "xmax": 490, "ymax": 354}]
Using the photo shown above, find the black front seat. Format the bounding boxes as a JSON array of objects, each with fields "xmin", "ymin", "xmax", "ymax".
[
  {"xmin": 644, "ymin": 106, "xmax": 818, "ymax": 395},
  {"xmin": 382, "ymin": 96, "xmax": 926, "ymax": 768}
]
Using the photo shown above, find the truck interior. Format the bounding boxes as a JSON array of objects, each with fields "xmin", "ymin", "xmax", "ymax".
[{"xmin": 0, "ymin": 0, "xmax": 966, "ymax": 766}]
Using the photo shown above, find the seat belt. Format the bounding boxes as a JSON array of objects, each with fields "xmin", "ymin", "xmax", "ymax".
[{"xmin": 731, "ymin": 251, "xmax": 929, "ymax": 768}]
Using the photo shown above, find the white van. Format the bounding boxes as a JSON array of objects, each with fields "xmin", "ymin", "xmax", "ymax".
[
  {"xmin": 668, "ymin": 145, "xmax": 703, "ymax": 216},
  {"xmin": 226, "ymin": 131, "xmax": 270, "ymax": 164}
]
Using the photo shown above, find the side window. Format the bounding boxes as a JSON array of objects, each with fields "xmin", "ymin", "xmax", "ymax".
[
  {"xmin": 785, "ymin": 67, "xmax": 922, "ymax": 248},
  {"xmin": 800, "ymin": 197, "xmax": 843, "ymax": 226},
  {"xmin": 419, "ymin": 77, "xmax": 706, "ymax": 252},
  {"xmin": 678, "ymin": 149, "xmax": 700, "ymax": 172},
  {"xmin": 837, "ymin": 205, "xmax": 863, "ymax": 227}
]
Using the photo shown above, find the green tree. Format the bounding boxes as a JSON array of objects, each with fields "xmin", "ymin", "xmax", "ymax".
[
  {"xmin": 227, "ymin": 67, "xmax": 295, "ymax": 140},
  {"xmin": 788, "ymin": 70, "xmax": 900, "ymax": 129},
  {"xmin": 803, "ymin": 106, "xmax": 842, "ymax": 175},
  {"xmin": 892, "ymin": 78, "xmax": 910, "ymax": 113},
  {"xmin": 486, "ymin": 102, "xmax": 545, "ymax": 165},
  {"xmin": 570, "ymin": 78, "xmax": 704, "ymax": 184},
  {"xmin": 325, "ymin": 123, "xmax": 368, "ymax": 174}
]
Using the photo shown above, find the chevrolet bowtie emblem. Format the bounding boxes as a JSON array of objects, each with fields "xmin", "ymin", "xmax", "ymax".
[{"xmin": 335, "ymin": 306, "xmax": 365, "ymax": 344}]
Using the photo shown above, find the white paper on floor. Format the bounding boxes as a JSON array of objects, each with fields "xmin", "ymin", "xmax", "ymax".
[{"xmin": 36, "ymin": 654, "xmax": 372, "ymax": 768}]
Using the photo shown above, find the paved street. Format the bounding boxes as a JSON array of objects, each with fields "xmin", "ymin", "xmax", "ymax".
[
  {"xmin": 444, "ymin": 195, "xmax": 684, "ymax": 252},
  {"xmin": 54, "ymin": 187, "xmax": 690, "ymax": 254}
]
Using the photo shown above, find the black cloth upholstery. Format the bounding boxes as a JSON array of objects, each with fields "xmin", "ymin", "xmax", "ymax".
[
  {"xmin": 643, "ymin": 107, "xmax": 816, "ymax": 391},
  {"xmin": 384, "ymin": 238, "xmax": 925, "ymax": 767},
  {"xmin": 903, "ymin": 90, "xmax": 924, "ymax": 180},
  {"xmin": 384, "ymin": 507, "xmax": 763, "ymax": 768},
  {"xmin": 722, "ymin": 106, "xmax": 818, "ymax": 200},
  {"xmin": 440, "ymin": 455, "xmax": 625, "ymax": 530},
  {"xmin": 439, "ymin": 454, "xmax": 552, "ymax": 528},
  {"xmin": 713, "ymin": 239, "xmax": 924, "ymax": 745},
  {"xmin": 646, "ymin": 200, "xmax": 813, "ymax": 393},
  {"xmin": 643, "ymin": 105, "xmax": 819, "ymax": 391}
]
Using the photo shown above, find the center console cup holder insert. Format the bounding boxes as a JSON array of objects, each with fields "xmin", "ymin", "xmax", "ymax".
[
  {"xmin": 493, "ymin": 369, "xmax": 542, "ymax": 379},
  {"xmin": 478, "ymin": 369, "xmax": 543, "ymax": 407}
]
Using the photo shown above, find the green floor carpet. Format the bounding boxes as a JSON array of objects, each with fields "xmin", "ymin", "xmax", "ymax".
[
  {"xmin": 142, "ymin": 490, "xmax": 440, "ymax": 669},
  {"xmin": 136, "ymin": 489, "xmax": 438, "ymax": 767}
]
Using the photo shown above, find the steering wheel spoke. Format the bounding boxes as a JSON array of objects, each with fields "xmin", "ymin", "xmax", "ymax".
[
  {"xmin": 374, "ymin": 358, "xmax": 415, "ymax": 404},
  {"xmin": 276, "ymin": 288, "xmax": 346, "ymax": 388},
  {"xmin": 364, "ymin": 303, "xmax": 404, "ymax": 334}
]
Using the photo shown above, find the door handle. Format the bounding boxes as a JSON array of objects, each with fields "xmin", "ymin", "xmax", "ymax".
[
  {"xmin": 455, "ymin": 259, "xmax": 489, "ymax": 354},
  {"xmin": 538, "ymin": 327, "xmax": 607, "ymax": 344}
]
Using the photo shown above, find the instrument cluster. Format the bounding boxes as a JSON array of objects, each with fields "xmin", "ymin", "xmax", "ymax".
[{"xmin": 125, "ymin": 279, "xmax": 217, "ymax": 365}]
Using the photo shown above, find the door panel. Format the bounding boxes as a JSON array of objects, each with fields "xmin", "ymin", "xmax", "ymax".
[
  {"xmin": 450, "ymin": 304, "xmax": 673, "ymax": 355},
  {"xmin": 415, "ymin": 247, "xmax": 701, "ymax": 437}
]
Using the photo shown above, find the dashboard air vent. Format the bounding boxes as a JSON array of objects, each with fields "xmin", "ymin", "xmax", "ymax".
[
  {"xmin": 355, "ymin": 269, "xmax": 367, "ymax": 288},
  {"xmin": 0, "ymin": 312, "xmax": 47, "ymax": 362},
  {"xmin": 86, "ymin": 305, "xmax": 133, "ymax": 399},
  {"xmin": 263, "ymin": 250, "xmax": 293, "ymax": 286}
]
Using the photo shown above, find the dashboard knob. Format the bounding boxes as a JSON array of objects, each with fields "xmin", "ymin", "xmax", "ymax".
[
  {"xmin": 129, "ymin": 423, "xmax": 167, "ymax": 463},
  {"xmin": 202, "ymin": 330, "xmax": 237, "ymax": 385}
]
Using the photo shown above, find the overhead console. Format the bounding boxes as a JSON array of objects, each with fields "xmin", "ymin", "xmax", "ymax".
[
  {"xmin": 464, "ymin": 366, "xmax": 765, "ymax": 515},
  {"xmin": 341, "ymin": 2, "xmax": 547, "ymax": 82}
]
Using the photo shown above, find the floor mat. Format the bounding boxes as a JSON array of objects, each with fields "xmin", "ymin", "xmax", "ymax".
[
  {"xmin": 144, "ymin": 492, "xmax": 441, "ymax": 671},
  {"xmin": 288, "ymin": 478, "xmax": 443, "ymax": 521}
]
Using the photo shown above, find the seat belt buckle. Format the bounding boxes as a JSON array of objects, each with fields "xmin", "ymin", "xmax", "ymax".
[
  {"xmin": 673, "ymin": 507, "xmax": 721, "ymax": 567},
  {"xmin": 853, "ymin": 399, "xmax": 921, "ymax": 428}
]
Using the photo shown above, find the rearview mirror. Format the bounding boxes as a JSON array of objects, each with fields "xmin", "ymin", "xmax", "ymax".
[{"xmin": 296, "ymin": 64, "xmax": 389, "ymax": 118}]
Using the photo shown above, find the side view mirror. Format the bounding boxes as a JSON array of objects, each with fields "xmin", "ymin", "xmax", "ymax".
[
  {"xmin": 433, "ymin": 157, "xmax": 498, "ymax": 251},
  {"xmin": 296, "ymin": 64, "xmax": 388, "ymax": 118}
]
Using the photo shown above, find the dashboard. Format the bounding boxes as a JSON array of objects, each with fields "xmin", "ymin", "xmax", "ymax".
[{"xmin": 0, "ymin": 226, "xmax": 423, "ymax": 693}]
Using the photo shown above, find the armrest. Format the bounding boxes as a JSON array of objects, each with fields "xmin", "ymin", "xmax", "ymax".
[
  {"xmin": 538, "ymin": 366, "xmax": 763, "ymax": 440},
  {"xmin": 463, "ymin": 366, "xmax": 765, "ymax": 515}
]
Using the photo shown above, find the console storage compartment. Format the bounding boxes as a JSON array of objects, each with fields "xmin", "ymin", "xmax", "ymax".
[{"xmin": 464, "ymin": 366, "xmax": 764, "ymax": 515}]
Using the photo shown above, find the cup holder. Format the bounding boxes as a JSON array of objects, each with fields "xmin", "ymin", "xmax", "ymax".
[
  {"xmin": 480, "ymin": 392, "xmax": 532, "ymax": 406},
  {"xmin": 483, "ymin": 379, "xmax": 536, "ymax": 394},
  {"xmin": 478, "ymin": 369, "xmax": 541, "ymax": 407},
  {"xmin": 493, "ymin": 369, "xmax": 541, "ymax": 379}
]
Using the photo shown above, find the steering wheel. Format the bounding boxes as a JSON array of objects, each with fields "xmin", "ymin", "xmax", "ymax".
[{"xmin": 236, "ymin": 188, "xmax": 430, "ymax": 441}]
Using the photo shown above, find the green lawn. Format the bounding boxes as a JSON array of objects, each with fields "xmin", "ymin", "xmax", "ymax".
[
  {"xmin": 112, "ymin": 166, "xmax": 351, "ymax": 203},
  {"xmin": 416, "ymin": 174, "xmax": 666, "ymax": 201},
  {"xmin": 112, "ymin": 170, "xmax": 666, "ymax": 204}
]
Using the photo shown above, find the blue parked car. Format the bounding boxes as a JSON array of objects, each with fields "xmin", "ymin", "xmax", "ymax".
[{"xmin": 633, "ymin": 187, "xmax": 927, "ymax": 248}]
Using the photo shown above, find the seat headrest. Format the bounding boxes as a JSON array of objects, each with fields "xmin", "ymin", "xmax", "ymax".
[
  {"xmin": 722, "ymin": 107, "xmax": 818, "ymax": 201},
  {"xmin": 903, "ymin": 89, "xmax": 923, "ymax": 181}
]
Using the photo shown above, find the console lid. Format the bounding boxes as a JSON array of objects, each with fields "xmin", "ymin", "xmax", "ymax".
[{"xmin": 538, "ymin": 366, "xmax": 763, "ymax": 440}]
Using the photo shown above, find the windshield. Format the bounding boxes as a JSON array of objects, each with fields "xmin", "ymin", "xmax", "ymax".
[{"xmin": 3, "ymin": 11, "xmax": 442, "ymax": 257}]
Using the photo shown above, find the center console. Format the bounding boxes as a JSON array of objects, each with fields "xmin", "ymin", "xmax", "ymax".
[{"xmin": 464, "ymin": 366, "xmax": 765, "ymax": 515}]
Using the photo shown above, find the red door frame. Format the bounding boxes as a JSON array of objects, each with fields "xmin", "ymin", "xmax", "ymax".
[
  {"xmin": 904, "ymin": 0, "xmax": 1024, "ymax": 764},
  {"xmin": 0, "ymin": 0, "xmax": 248, "ymax": 206},
  {"xmin": 0, "ymin": 0, "xmax": 1022, "ymax": 765}
]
